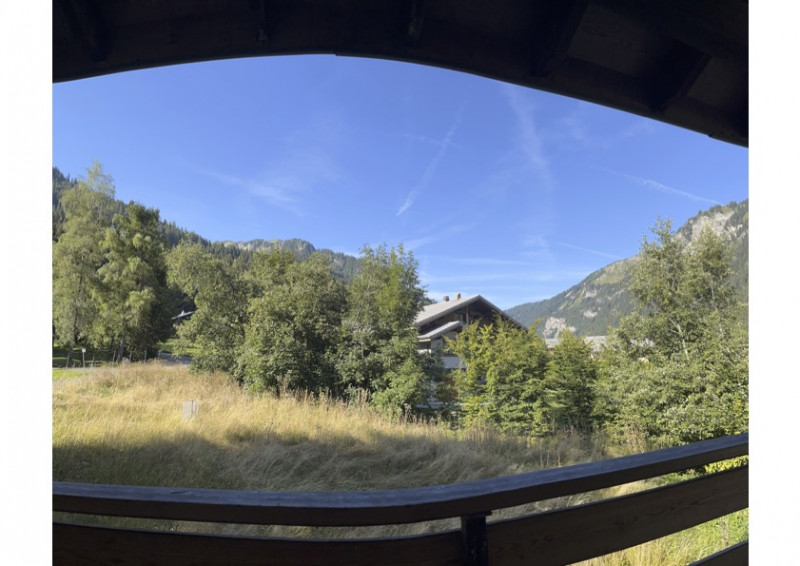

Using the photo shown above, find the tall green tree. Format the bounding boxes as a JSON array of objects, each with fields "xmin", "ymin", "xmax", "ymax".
[
  {"xmin": 236, "ymin": 251, "xmax": 347, "ymax": 394},
  {"xmin": 166, "ymin": 241, "xmax": 251, "ymax": 373},
  {"xmin": 52, "ymin": 161, "xmax": 117, "ymax": 363},
  {"xmin": 94, "ymin": 202, "xmax": 171, "ymax": 361},
  {"xmin": 448, "ymin": 319, "xmax": 550, "ymax": 434},
  {"xmin": 597, "ymin": 219, "xmax": 748, "ymax": 444},
  {"xmin": 336, "ymin": 245, "xmax": 432, "ymax": 411},
  {"xmin": 544, "ymin": 331, "xmax": 597, "ymax": 431},
  {"xmin": 52, "ymin": 167, "xmax": 78, "ymax": 241}
]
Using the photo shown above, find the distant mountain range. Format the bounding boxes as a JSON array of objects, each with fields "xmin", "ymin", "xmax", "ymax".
[
  {"xmin": 220, "ymin": 238, "xmax": 360, "ymax": 281},
  {"xmin": 53, "ymin": 167, "xmax": 748, "ymax": 339},
  {"xmin": 505, "ymin": 200, "xmax": 749, "ymax": 338}
]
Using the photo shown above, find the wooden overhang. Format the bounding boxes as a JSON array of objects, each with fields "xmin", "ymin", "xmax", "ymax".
[{"xmin": 53, "ymin": 0, "xmax": 748, "ymax": 147}]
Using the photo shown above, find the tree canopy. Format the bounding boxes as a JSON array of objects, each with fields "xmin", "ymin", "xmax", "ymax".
[
  {"xmin": 53, "ymin": 163, "xmax": 747, "ymax": 444},
  {"xmin": 596, "ymin": 220, "xmax": 748, "ymax": 444}
]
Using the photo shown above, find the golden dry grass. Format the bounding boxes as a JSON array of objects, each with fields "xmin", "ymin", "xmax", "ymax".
[
  {"xmin": 53, "ymin": 363, "xmax": 746, "ymax": 557},
  {"xmin": 52, "ymin": 363, "xmax": 607, "ymax": 491}
]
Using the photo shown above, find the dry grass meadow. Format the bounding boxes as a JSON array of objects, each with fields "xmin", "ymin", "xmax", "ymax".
[{"xmin": 53, "ymin": 363, "xmax": 746, "ymax": 562}]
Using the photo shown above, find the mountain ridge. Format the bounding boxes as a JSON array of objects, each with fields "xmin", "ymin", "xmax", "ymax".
[{"xmin": 505, "ymin": 199, "xmax": 748, "ymax": 338}]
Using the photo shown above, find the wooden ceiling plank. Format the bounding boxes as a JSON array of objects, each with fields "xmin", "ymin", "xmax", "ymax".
[
  {"xmin": 594, "ymin": 0, "xmax": 747, "ymax": 61},
  {"xmin": 54, "ymin": 0, "xmax": 110, "ymax": 63},
  {"xmin": 529, "ymin": 0, "xmax": 590, "ymax": 78},
  {"xmin": 645, "ymin": 44, "xmax": 711, "ymax": 112},
  {"xmin": 407, "ymin": 0, "xmax": 425, "ymax": 43}
]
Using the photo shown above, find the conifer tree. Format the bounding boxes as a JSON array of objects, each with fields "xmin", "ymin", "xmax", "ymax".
[{"xmin": 95, "ymin": 202, "xmax": 170, "ymax": 361}]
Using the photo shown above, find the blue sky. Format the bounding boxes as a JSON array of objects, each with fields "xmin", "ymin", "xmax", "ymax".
[{"xmin": 53, "ymin": 55, "xmax": 748, "ymax": 310}]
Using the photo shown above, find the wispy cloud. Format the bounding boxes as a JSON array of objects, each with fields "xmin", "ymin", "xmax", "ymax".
[
  {"xmin": 555, "ymin": 104, "xmax": 656, "ymax": 148},
  {"xmin": 202, "ymin": 170, "xmax": 303, "ymax": 214},
  {"xmin": 402, "ymin": 222, "xmax": 475, "ymax": 252},
  {"xmin": 447, "ymin": 257, "xmax": 531, "ymax": 267},
  {"xmin": 422, "ymin": 269, "xmax": 591, "ymax": 285},
  {"xmin": 403, "ymin": 234, "xmax": 440, "ymax": 251},
  {"xmin": 520, "ymin": 233, "xmax": 553, "ymax": 260},
  {"xmin": 396, "ymin": 102, "xmax": 467, "ymax": 216},
  {"xmin": 597, "ymin": 166, "xmax": 722, "ymax": 205},
  {"xmin": 201, "ymin": 145, "xmax": 340, "ymax": 216},
  {"xmin": 556, "ymin": 241, "xmax": 623, "ymax": 261},
  {"xmin": 502, "ymin": 85, "xmax": 555, "ymax": 190}
]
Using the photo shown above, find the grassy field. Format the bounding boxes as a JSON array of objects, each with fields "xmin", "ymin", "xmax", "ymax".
[{"xmin": 52, "ymin": 364, "xmax": 746, "ymax": 562}]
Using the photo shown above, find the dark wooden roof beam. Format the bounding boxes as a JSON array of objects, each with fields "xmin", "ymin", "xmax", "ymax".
[
  {"xmin": 529, "ymin": 0, "xmax": 590, "ymax": 78},
  {"xmin": 407, "ymin": 0, "xmax": 425, "ymax": 43},
  {"xmin": 644, "ymin": 43, "xmax": 711, "ymax": 112},
  {"xmin": 54, "ymin": 0, "xmax": 110, "ymax": 63},
  {"xmin": 735, "ymin": 100, "xmax": 748, "ymax": 141},
  {"xmin": 594, "ymin": 0, "xmax": 747, "ymax": 61},
  {"xmin": 257, "ymin": 0, "xmax": 271, "ymax": 45}
]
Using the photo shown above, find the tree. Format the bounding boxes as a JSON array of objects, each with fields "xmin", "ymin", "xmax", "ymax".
[
  {"xmin": 448, "ymin": 319, "xmax": 550, "ymax": 434},
  {"xmin": 597, "ymin": 219, "xmax": 748, "ymax": 444},
  {"xmin": 94, "ymin": 202, "xmax": 171, "ymax": 361},
  {"xmin": 166, "ymin": 241, "xmax": 251, "ymax": 373},
  {"xmin": 236, "ymin": 251, "xmax": 347, "ymax": 394},
  {"xmin": 544, "ymin": 331, "xmax": 597, "ymax": 431},
  {"xmin": 336, "ymin": 244, "xmax": 432, "ymax": 411},
  {"xmin": 52, "ymin": 161, "xmax": 117, "ymax": 364},
  {"xmin": 52, "ymin": 167, "xmax": 78, "ymax": 241}
]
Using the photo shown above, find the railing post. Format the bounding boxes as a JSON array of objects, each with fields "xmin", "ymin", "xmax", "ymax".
[{"xmin": 461, "ymin": 512, "xmax": 490, "ymax": 566}]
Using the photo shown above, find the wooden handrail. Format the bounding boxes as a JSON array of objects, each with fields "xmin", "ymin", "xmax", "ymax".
[
  {"xmin": 53, "ymin": 433, "xmax": 747, "ymax": 527},
  {"xmin": 53, "ymin": 434, "xmax": 748, "ymax": 565}
]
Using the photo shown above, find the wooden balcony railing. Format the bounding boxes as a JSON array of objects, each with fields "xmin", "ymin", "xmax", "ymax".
[{"xmin": 53, "ymin": 432, "xmax": 748, "ymax": 565}]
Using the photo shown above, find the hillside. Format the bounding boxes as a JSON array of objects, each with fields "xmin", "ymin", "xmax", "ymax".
[
  {"xmin": 506, "ymin": 200, "xmax": 749, "ymax": 338},
  {"xmin": 52, "ymin": 167, "xmax": 359, "ymax": 282},
  {"xmin": 222, "ymin": 238, "xmax": 359, "ymax": 282}
]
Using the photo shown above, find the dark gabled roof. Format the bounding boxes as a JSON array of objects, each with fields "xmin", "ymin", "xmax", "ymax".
[
  {"xmin": 53, "ymin": 0, "xmax": 747, "ymax": 147},
  {"xmin": 417, "ymin": 320, "xmax": 463, "ymax": 342},
  {"xmin": 414, "ymin": 294, "xmax": 524, "ymax": 329}
]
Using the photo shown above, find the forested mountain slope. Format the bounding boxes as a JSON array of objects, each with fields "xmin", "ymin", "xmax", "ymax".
[
  {"xmin": 222, "ymin": 238, "xmax": 359, "ymax": 282},
  {"xmin": 52, "ymin": 167, "xmax": 359, "ymax": 282},
  {"xmin": 506, "ymin": 200, "xmax": 748, "ymax": 337}
]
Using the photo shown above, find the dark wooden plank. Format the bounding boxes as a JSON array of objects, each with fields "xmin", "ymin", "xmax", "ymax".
[
  {"xmin": 54, "ymin": 0, "xmax": 110, "ymax": 62},
  {"xmin": 528, "ymin": 0, "xmax": 591, "ymax": 77},
  {"xmin": 645, "ymin": 43, "xmax": 711, "ymax": 111},
  {"xmin": 690, "ymin": 541, "xmax": 748, "ymax": 566},
  {"xmin": 594, "ymin": 0, "xmax": 747, "ymax": 60},
  {"xmin": 53, "ymin": 434, "xmax": 747, "ymax": 527},
  {"xmin": 53, "ymin": 522, "xmax": 464, "ymax": 566},
  {"xmin": 53, "ymin": 467, "xmax": 748, "ymax": 565},
  {"xmin": 487, "ymin": 466, "xmax": 748, "ymax": 566}
]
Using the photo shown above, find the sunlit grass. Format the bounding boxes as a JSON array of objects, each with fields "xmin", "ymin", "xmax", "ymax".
[
  {"xmin": 53, "ymin": 363, "xmax": 746, "ymax": 556},
  {"xmin": 53, "ymin": 364, "xmax": 606, "ymax": 491},
  {"xmin": 578, "ymin": 510, "xmax": 748, "ymax": 565}
]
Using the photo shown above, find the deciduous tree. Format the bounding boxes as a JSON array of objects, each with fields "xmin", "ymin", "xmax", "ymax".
[
  {"xmin": 236, "ymin": 251, "xmax": 347, "ymax": 394},
  {"xmin": 597, "ymin": 219, "xmax": 748, "ymax": 444},
  {"xmin": 166, "ymin": 241, "xmax": 251, "ymax": 373},
  {"xmin": 52, "ymin": 161, "xmax": 117, "ymax": 363}
]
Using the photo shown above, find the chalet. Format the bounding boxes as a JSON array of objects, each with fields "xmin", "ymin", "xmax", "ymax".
[{"xmin": 414, "ymin": 293, "xmax": 524, "ymax": 370}]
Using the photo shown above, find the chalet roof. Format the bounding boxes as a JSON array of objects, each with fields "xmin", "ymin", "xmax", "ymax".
[
  {"xmin": 414, "ymin": 294, "xmax": 523, "ymax": 329},
  {"xmin": 417, "ymin": 320, "xmax": 463, "ymax": 342}
]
